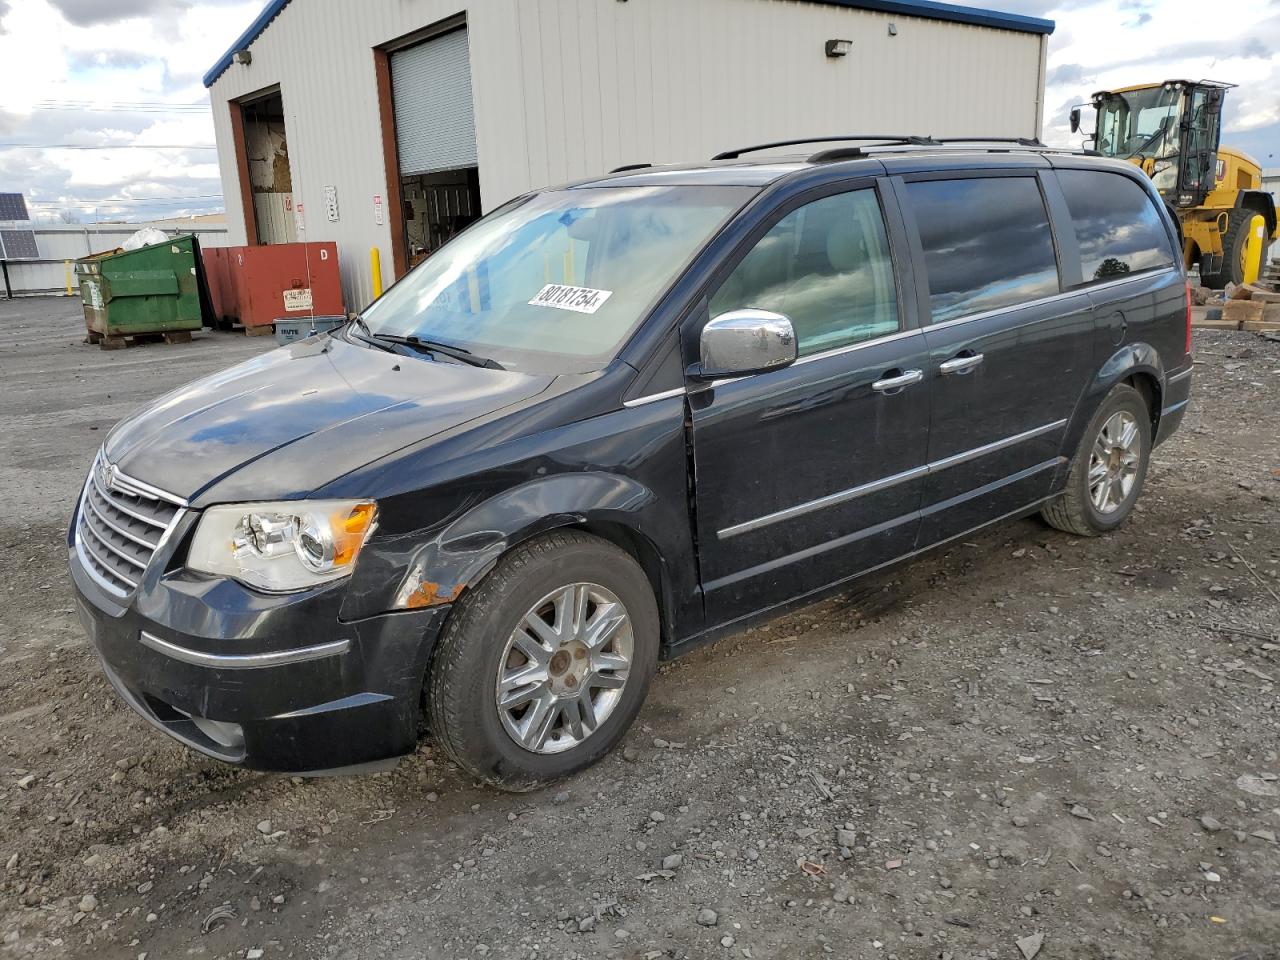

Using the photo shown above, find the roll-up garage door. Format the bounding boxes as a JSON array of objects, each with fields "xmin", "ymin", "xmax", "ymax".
[{"xmin": 391, "ymin": 28, "xmax": 477, "ymax": 176}]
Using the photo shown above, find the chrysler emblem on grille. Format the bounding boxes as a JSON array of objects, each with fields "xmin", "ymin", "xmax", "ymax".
[{"xmin": 96, "ymin": 457, "xmax": 119, "ymax": 494}]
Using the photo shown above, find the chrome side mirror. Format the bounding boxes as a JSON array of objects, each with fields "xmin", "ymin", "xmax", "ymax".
[{"xmin": 697, "ymin": 309, "xmax": 797, "ymax": 379}]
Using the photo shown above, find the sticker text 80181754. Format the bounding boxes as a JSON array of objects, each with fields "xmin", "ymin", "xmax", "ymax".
[{"xmin": 528, "ymin": 283, "xmax": 613, "ymax": 315}]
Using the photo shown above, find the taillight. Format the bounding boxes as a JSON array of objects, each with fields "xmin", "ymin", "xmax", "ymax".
[{"xmin": 1185, "ymin": 280, "xmax": 1193, "ymax": 355}]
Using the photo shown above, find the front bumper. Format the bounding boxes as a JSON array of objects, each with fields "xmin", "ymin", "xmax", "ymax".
[{"xmin": 69, "ymin": 539, "xmax": 447, "ymax": 773}]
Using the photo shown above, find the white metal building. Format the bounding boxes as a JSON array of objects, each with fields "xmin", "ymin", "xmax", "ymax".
[
  {"xmin": 1263, "ymin": 168, "xmax": 1280, "ymax": 210},
  {"xmin": 205, "ymin": 0, "xmax": 1054, "ymax": 309}
]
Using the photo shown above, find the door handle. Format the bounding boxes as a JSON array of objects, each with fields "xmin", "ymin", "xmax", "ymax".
[
  {"xmin": 939, "ymin": 352, "xmax": 984, "ymax": 375},
  {"xmin": 871, "ymin": 369, "xmax": 924, "ymax": 394}
]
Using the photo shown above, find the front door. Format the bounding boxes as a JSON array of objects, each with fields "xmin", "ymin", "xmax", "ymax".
[
  {"xmin": 689, "ymin": 184, "xmax": 931, "ymax": 629},
  {"xmin": 896, "ymin": 172, "xmax": 1095, "ymax": 545}
]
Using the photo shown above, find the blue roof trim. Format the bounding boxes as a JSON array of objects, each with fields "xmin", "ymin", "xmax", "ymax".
[
  {"xmin": 812, "ymin": 0, "xmax": 1054, "ymax": 34},
  {"xmin": 204, "ymin": 0, "xmax": 1052, "ymax": 89},
  {"xmin": 203, "ymin": 0, "xmax": 293, "ymax": 88}
]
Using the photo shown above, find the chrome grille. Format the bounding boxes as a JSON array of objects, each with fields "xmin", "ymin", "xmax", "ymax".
[{"xmin": 75, "ymin": 450, "xmax": 186, "ymax": 599}]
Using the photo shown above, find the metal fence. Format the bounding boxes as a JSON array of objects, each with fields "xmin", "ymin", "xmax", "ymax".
[{"xmin": 1, "ymin": 224, "xmax": 230, "ymax": 297}]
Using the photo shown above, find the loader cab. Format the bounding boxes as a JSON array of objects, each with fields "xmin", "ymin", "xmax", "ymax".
[{"xmin": 1081, "ymin": 80, "xmax": 1228, "ymax": 208}]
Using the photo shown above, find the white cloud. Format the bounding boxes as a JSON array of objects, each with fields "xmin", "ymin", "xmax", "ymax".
[{"xmin": 0, "ymin": 0, "xmax": 259, "ymax": 221}]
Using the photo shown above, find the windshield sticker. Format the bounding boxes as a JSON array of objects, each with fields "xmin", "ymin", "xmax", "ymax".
[{"xmin": 529, "ymin": 283, "xmax": 613, "ymax": 315}]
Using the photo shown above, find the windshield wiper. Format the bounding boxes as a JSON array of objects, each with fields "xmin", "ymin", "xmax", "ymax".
[
  {"xmin": 346, "ymin": 315, "xmax": 397, "ymax": 353},
  {"xmin": 370, "ymin": 333, "xmax": 504, "ymax": 370}
]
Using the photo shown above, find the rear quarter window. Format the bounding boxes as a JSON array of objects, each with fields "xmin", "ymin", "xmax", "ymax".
[{"xmin": 1056, "ymin": 170, "xmax": 1178, "ymax": 284}]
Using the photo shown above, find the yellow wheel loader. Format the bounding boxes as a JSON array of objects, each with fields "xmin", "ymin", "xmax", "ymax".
[{"xmin": 1070, "ymin": 80, "xmax": 1278, "ymax": 288}]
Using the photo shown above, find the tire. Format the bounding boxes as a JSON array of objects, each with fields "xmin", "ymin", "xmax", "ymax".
[
  {"xmin": 1201, "ymin": 210, "xmax": 1253, "ymax": 289},
  {"xmin": 426, "ymin": 530, "xmax": 659, "ymax": 791},
  {"xmin": 1041, "ymin": 383, "xmax": 1152, "ymax": 537}
]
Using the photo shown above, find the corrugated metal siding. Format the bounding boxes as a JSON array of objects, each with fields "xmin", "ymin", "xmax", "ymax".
[
  {"xmin": 392, "ymin": 28, "xmax": 478, "ymax": 175},
  {"xmin": 209, "ymin": 0, "xmax": 1045, "ymax": 310},
  {"xmin": 3, "ymin": 225, "xmax": 230, "ymax": 297}
]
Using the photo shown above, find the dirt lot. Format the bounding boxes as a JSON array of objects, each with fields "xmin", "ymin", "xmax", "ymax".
[{"xmin": 1, "ymin": 297, "xmax": 1278, "ymax": 960}]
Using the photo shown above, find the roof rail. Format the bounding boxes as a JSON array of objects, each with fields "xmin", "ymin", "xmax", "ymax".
[
  {"xmin": 713, "ymin": 135, "xmax": 938, "ymax": 160},
  {"xmin": 935, "ymin": 136, "xmax": 1046, "ymax": 148},
  {"xmin": 609, "ymin": 162, "xmax": 653, "ymax": 173}
]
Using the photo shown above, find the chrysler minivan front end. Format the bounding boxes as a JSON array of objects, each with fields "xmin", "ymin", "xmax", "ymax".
[{"xmin": 68, "ymin": 179, "xmax": 749, "ymax": 774}]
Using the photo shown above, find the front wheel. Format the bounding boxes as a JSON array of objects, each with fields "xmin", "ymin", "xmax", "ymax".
[
  {"xmin": 1200, "ymin": 210, "xmax": 1253, "ymax": 289},
  {"xmin": 426, "ymin": 530, "xmax": 659, "ymax": 790},
  {"xmin": 1042, "ymin": 383, "xmax": 1152, "ymax": 537}
]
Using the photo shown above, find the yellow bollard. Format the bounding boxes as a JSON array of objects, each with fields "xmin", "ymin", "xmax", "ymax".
[
  {"xmin": 65, "ymin": 260, "xmax": 73, "ymax": 297},
  {"xmin": 370, "ymin": 247, "xmax": 383, "ymax": 299},
  {"xmin": 1243, "ymin": 214, "xmax": 1266, "ymax": 286}
]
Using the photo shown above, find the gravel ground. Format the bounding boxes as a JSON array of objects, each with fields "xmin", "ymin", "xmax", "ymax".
[{"xmin": 1, "ymin": 298, "xmax": 1278, "ymax": 960}]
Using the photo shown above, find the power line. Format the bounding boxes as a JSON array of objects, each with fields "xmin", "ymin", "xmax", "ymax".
[
  {"xmin": 2, "ymin": 100, "xmax": 209, "ymax": 112},
  {"xmin": 23, "ymin": 101, "xmax": 210, "ymax": 114},
  {"xmin": 0, "ymin": 143, "xmax": 217, "ymax": 150},
  {"xmin": 27, "ymin": 194, "xmax": 223, "ymax": 204},
  {"xmin": 32, "ymin": 106, "xmax": 210, "ymax": 114}
]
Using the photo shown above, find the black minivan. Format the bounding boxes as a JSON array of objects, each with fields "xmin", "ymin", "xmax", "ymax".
[{"xmin": 70, "ymin": 139, "xmax": 1192, "ymax": 788}]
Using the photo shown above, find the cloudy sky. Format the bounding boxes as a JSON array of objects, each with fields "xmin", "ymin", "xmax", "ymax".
[{"xmin": 0, "ymin": 0, "xmax": 1277, "ymax": 224}]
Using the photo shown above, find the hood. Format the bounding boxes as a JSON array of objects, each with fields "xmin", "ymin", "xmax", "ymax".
[{"xmin": 105, "ymin": 334, "xmax": 553, "ymax": 504}]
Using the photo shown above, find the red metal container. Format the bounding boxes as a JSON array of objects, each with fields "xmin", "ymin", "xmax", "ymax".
[
  {"xmin": 222, "ymin": 242, "xmax": 345, "ymax": 331},
  {"xmin": 201, "ymin": 246, "xmax": 240, "ymax": 325}
]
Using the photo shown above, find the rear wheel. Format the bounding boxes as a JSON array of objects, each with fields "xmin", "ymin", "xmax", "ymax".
[
  {"xmin": 426, "ymin": 530, "xmax": 659, "ymax": 790},
  {"xmin": 1042, "ymin": 384, "xmax": 1151, "ymax": 537}
]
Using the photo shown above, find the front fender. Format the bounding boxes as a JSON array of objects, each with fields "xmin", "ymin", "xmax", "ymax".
[{"xmin": 354, "ymin": 472, "xmax": 660, "ymax": 616}]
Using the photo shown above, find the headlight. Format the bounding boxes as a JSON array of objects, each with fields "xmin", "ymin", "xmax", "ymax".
[{"xmin": 187, "ymin": 500, "xmax": 377, "ymax": 592}]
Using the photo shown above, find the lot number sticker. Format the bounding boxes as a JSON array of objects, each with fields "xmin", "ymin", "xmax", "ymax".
[
  {"xmin": 283, "ymin": 288, "xmax": 314, "ymax": 312},
  {"xmin": 528, "ymin": 283, "xmax": 613, "ymax": 314}
]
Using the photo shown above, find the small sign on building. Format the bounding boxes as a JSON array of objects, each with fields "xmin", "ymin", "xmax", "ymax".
[
  {"xmin": 324, "ymin": 185, "xmax": 339, "ymax": 222},
  {"xmin": 373, "ymin": 194, "xmax": 384, "ymax": 226}
]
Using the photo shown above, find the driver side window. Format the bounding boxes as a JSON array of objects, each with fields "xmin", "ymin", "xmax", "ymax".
[{"xmin": 709, "ymin": 189, "xmax": 899, "ymax": 357}]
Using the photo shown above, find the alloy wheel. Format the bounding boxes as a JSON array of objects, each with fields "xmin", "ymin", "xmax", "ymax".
[
  {"xmin": 495, "ymin": 582, "xmax": 633, "ymax": 754},
  {"xmin": 1088, "ymin": 410, "xmax": 1141, "ymax": 514}
]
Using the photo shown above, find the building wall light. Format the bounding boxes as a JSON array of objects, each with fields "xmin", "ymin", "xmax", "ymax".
[{"xmin": 825, "ymin": 39, "xmax": 852, "ymax": 58}]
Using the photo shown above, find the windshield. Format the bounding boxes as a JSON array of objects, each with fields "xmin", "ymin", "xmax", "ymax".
[
  {"xmin": 1095, "ymin": 86, "xmax": 1183, "ymax": 160},
  {"xmin": 358, "ymin": 185, "xmax": 750, "ymax": 373}
]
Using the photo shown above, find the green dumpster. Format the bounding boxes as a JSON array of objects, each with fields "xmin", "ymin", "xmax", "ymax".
[{"xmin": 75, "ymin": 234, "xmax": 204, "ymax": 346}]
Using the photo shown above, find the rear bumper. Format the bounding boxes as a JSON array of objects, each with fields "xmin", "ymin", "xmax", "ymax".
[
  {"xmin": 70, "ymin": 545, "xmax": 447, "ymax": 773},
  {"xmin": 1156, "ymin": 364, "xmax": 1192, "ymax": 446}
]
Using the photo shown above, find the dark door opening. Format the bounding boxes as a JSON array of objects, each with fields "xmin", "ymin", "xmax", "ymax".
[
  {"xmin": 402, "ymin": 167, "xmax": 480, "ymax": 267},
  {"xmin": 239, "ymin": 90, "xmax": 295, "ymax": 245}
]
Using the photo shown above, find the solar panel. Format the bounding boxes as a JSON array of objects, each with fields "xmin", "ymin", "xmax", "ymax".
[
  {"xmin": 0, "ymin": 193, "xmax": 30, "ymax": 221},
  {"xmin": 0, "ymin": 229, "xmax": 39, "ymax": 260}
]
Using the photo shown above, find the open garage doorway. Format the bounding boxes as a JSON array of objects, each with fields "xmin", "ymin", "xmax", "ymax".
[
  {"xmin": 388, "ymin": 23, "xmax": 481, "ymax": 268},
  {"xmin": 236, "ymin": 88, "xmax": 296, "ymax": 245}
]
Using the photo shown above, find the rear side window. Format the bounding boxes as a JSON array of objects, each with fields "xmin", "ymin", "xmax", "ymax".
[
  {"xmin": 1057, "ymin": 170, "xmax": 1177, "ymax": 283},
  {"xmin": 906, "ymin": 177, "xmax": 1060, "ymax": 323}
]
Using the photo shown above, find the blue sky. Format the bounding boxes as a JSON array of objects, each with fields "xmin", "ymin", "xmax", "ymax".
[{"xmin": 0, "ymin": 0, "xmax": 1276, "ymax": 224}]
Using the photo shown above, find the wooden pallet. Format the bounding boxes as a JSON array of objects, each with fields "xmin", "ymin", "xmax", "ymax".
[
  {"xmin": 238, "ymin": 324, "xmax": 275, "ymax": 337},
  {"xmin": 86, "ymin": 330, "xmax": 193, "ymax": 350},
  {"xmin": 1224, "ymin": 300, "xmax": 1265, "ymax": 326}
]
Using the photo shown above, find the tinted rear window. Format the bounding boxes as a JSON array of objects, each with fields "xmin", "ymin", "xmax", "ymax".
[
  {"xmin": 1057, "ymin": 170, "xmax": 1177, "ymax": 283},
  {"xmin": 906, "ymin": 177, "xmax": 1060, "ymax": 323}
]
